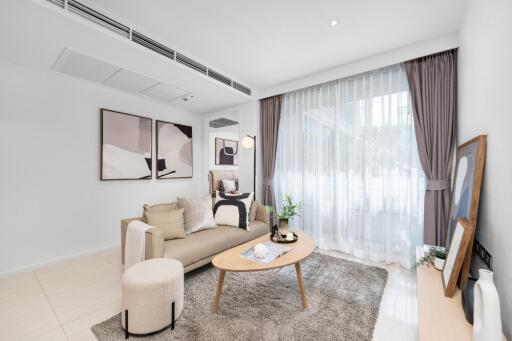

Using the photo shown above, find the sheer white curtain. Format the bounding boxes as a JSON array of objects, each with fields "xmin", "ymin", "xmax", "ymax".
[{"xmin": 274, "ymin": 64, "xmax": 425, "ymax": 269}]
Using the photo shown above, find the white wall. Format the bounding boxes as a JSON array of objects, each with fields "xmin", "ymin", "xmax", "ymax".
[
  {"xmin": 0, "ymin": 61, "xmax": 205, "ymax": 274},
  {"xmin": 203, "ymin": 101, "xmax": 261, "ymax": 199},
  {"xmin": 458, "ymin": 0, "xmax": 512, "ymax": 336}
]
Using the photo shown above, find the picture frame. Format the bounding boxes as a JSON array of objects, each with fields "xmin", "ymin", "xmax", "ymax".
[
  {"xmin": 442, "ymin": 218, "xmax": 474, "ymax": 297},
  {"xmin": 100, "ymin": 109, "xmax": 152, "ymax": 180},
  {"xmin": 445, "ymin": 135, "xmax": 487, "ymax": 289},
  {"xmin": 156, "ymin": 120, "xmax": 193, "ymax": 179},
  {"xmin": 215, "ymin": 137, "xmax": 239, "ymax": 166}
]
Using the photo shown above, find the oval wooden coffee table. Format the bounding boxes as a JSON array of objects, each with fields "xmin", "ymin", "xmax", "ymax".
[{"xmin": 211, "ymin": 231, "xmax": 315, "ymax": 313}]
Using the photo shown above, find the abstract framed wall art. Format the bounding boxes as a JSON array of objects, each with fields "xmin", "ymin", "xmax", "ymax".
[
  {"xmin": 101, "ymin": 109, "xmax": 152, "ymax": 180},
  {"xmin": 156, "ymin": 120, "xmax": 193, "ymax": 179},
  {"xmin": 215, "ymin": 138, "xmax": 239, "ymax": 166},
  {"xmin": 445, "ymin": 135, "xmax": 487, "ymax": 288}
]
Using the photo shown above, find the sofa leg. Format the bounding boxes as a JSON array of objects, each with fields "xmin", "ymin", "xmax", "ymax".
[
  {"xmin": 124, "ymin": 309, "xmax": 129, "ymax": 339},
  {"xmin": 171, "ymin": 301, "xmax": 175, "ymax": 330}
]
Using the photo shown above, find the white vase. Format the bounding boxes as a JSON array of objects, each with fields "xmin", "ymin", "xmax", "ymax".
[
  {"xmin": 434, "ymin": 257, "xmax": 445, "ymax": 271},
  {"xmin": 473, "ymin": 269, "xmax": 502, "ymax": 341}
]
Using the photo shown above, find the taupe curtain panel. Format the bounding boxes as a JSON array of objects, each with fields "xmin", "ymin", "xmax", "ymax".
[
  {"xmin": 404, "ymin": 49, "xmax": 457, "ymax": 246},
  {"xmin": 260, "ymin": 95, "xmax": 282, "ymax": 215}
]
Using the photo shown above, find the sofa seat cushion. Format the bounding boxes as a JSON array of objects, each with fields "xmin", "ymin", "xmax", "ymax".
[
  {"xmin": 163, "ymin": 227, "xmax": 228, "ymax": 267},
  {"xmin": 221, "ymin": 221, "xmax": 269, "ymax": 248}
]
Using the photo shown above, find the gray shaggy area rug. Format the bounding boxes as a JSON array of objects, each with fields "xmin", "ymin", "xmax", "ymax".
[{"xmin": 92, "ymin": 253, "xmax": 388, "ymax": 341}]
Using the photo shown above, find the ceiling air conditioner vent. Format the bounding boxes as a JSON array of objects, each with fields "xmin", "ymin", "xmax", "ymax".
[
  {"xmin": 67, "ymin": 0, "xmax": 130, "ymax": 38},
  {"xmin": 132, "ymin": 31, "xmax": 175, "ymax": 60},
  {"xmin": 176, "ymin": 53, "xmax": 207, "ymax": 75},
  {"xmin": 232, "ymin": 81, "xmax": 252, "ymax": 96},
  {"xmin": 43, "ymin": 0, "xmax": 253, "ymax": 96},
  {"xmin": 46, "ymin": 0, "xmax": 64, "ymax": 8},
  {"xmin": 208, "ymin": 69, "xmax": 232, "ymax": 86}
]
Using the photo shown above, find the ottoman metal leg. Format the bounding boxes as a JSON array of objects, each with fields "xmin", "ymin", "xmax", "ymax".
[
  {"xmin": 171, "ymin": 301, "xmax": 175, "ymax": 330},
  {"xmin": 124, "ymin": 309, "xmax": 129, "ymax": 339}
]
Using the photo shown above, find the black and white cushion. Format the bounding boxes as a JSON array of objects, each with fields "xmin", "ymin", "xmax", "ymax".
[{"xmin": 213, "ymin": 191, "xmax": 254, "ymax": 230}]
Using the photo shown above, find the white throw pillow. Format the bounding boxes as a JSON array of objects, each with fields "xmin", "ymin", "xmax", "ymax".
[
  {"xmin": 221, "ymin": 179, "xmax": 237, "ymax": 192},
  {"xmin": 214, "ymin": 191, "xmax": 254, "ymax": 230},
  {"xmin": 177, "ymin": 196, "xmax": 217, "ymax": 234}
]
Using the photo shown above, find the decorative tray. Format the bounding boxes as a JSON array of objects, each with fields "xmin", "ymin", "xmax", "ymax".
[{"xmin": 270, "ymin": 232, "xmax": 298, "ymax": 244}]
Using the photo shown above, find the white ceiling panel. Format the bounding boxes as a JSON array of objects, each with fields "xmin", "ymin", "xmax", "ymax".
[
  {"xmin": 103, "ymin": 69, "xmax": 159, "ymax": 92},
  {"xmin": 0, "ymin": 0, "xmax": 252, "ymax": 113},
  {"xmin": 141, "ymin": 82, "xmax": 189, "ymax": 102},
  {"xmin": 53, "ymin": 48, "xmax": 119, "ymax": 83},
  {"xmin": 51, "ymin": 48, "xmax": 195, "ymax": 106}
]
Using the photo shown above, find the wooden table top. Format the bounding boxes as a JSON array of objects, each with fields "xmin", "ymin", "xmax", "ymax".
[
  {"xmin": 212, "ymin": 231, "xmax": 315, "ymax": 272},
  {"xmin": 416, "ymin": 246, "xmax": 506, "ymax": 341}
]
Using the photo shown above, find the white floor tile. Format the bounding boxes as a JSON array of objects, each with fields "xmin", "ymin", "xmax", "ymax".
[
  {"xmin": 320, "ymin": 250, "xmax": 419, "ymax": 341},
  {"xmin": 0, "ymin": 271, "xmax": 44, "ymax": 308},
  {"xmin": 38, "ymin": 327, "xmax": 69, "ymax": 341},
  {"xmin": 47, "ymin": 274, "xmax": 121, "ymax": 324},
  {"xmin": 64, "ymin": 304, "xmax": 120, "ymax": 341},
  {"xmin": 0, "ymin": 293, "xmax": 61, "ymax": 341},
  {"xmin": 98, "ymin": 247, "xmax": 122, "ymax": 271},
  {"xmin": 1, "ymin": 248, "xmax": 419, "ymax": 341},
  {"xmin": 35, "ymin": 254, "xmax": 121, "ymax": 297}
]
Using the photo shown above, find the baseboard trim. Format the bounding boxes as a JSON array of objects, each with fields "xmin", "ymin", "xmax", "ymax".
[{"xmin": 0, "ymin": 243, "xmax": 120, "ymax": 277}]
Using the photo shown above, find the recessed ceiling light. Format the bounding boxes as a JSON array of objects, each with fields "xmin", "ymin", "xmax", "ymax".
[{"xmin": 329, "ymin": 19, "xmax": 339, "ymax": 27}]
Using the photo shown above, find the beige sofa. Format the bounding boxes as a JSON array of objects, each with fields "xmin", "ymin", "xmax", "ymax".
[
  {"xmin": 121, "ymin": 171, "xmax": 269, "ymax": 272},
  {"xmin": 120, "ymin": 202, "xmax": 270, "ymax": 273}
]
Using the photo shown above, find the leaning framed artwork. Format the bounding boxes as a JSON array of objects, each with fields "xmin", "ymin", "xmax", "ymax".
[
  {"xmin": 100, "ymin": 109, "xmax": 152, "ymax": 180},
  {"xmin": 215, "ymin": 138, "xmax": 239, "ymax": 166},
  {"xmin": 156, "ymin": 120, "xmax": 193, "ymax": 179},
  {"xmin": 445, "ymin": 135, "xmax": 487, "ymax": 288},
  {"xmin": 442, "ymin": 218, "xmax": 474, "ymax": 297}
]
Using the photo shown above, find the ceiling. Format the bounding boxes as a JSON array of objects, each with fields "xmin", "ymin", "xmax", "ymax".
[
  {"xmin": 0, "ymin": 0, "xmax": 468, "ymax": 113},
  {"xmin": 85, "ymin": 0, "xmax": 469, "ymax": 90},
  {"xmin": 0, "ymin": 0, "xmax": 253, "ymax": 113}
]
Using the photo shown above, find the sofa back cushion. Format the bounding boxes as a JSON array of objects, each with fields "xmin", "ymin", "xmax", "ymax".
[{"xmin": 145, "ymin": 208, "xmax": 186, "ymax": 240}]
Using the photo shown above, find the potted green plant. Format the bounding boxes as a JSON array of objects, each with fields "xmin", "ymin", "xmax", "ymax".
[
  {"xmin": 266, "ymin": 194, "xmax": 302, "ymax": 235},
  {"xmin": 416, "ymin": 246, "xmax": 448, "ymax": 270}
]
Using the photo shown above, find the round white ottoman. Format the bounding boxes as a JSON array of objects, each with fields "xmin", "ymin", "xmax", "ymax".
[{"xmin": 122, "ymin": 258, "xmax": 184, "ymax": 337}]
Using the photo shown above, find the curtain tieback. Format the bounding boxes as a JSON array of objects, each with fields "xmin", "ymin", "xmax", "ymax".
[
  {"xmin": 426, "ymin": 179, "xmax": 450, "ymax": 191},
  {"xmin": 263, "ymin": 178, "xmax": 273, "ymax": 186}
]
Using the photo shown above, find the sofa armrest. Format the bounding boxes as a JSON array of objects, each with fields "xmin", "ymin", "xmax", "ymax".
[
  {"xmin": 120, "ymin": 217, "xmax": 165, "ymax": 265},
  {"xmin": 255, "ymin": 202, "xmax": 271, "ymax": 231}
]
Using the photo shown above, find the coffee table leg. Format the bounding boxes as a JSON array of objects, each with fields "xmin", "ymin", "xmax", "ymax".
[
  {"xmin": 295, "ymin": 262, "xmax": 308, "ymax": 308},
  {"xmin": 213, "ymin": 270, "xmax": 226, "ymax": 313}
]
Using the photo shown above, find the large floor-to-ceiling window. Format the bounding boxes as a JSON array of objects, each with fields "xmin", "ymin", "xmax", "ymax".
[{"xmin": 274, "ymin": 64, "xmax": 425, "ymax": 269}]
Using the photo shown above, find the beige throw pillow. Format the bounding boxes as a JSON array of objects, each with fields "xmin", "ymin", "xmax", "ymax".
[
  {"xmin": 145, "ymin": 208, "xmax": 186, "ymax": 240},
  {"xmin": 142, "ymin": 202, "xmax": 178, "ymax": 221},
  {"xmin": 177, "ymin": 196, "xmax": 217, "ymax": 234}
]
